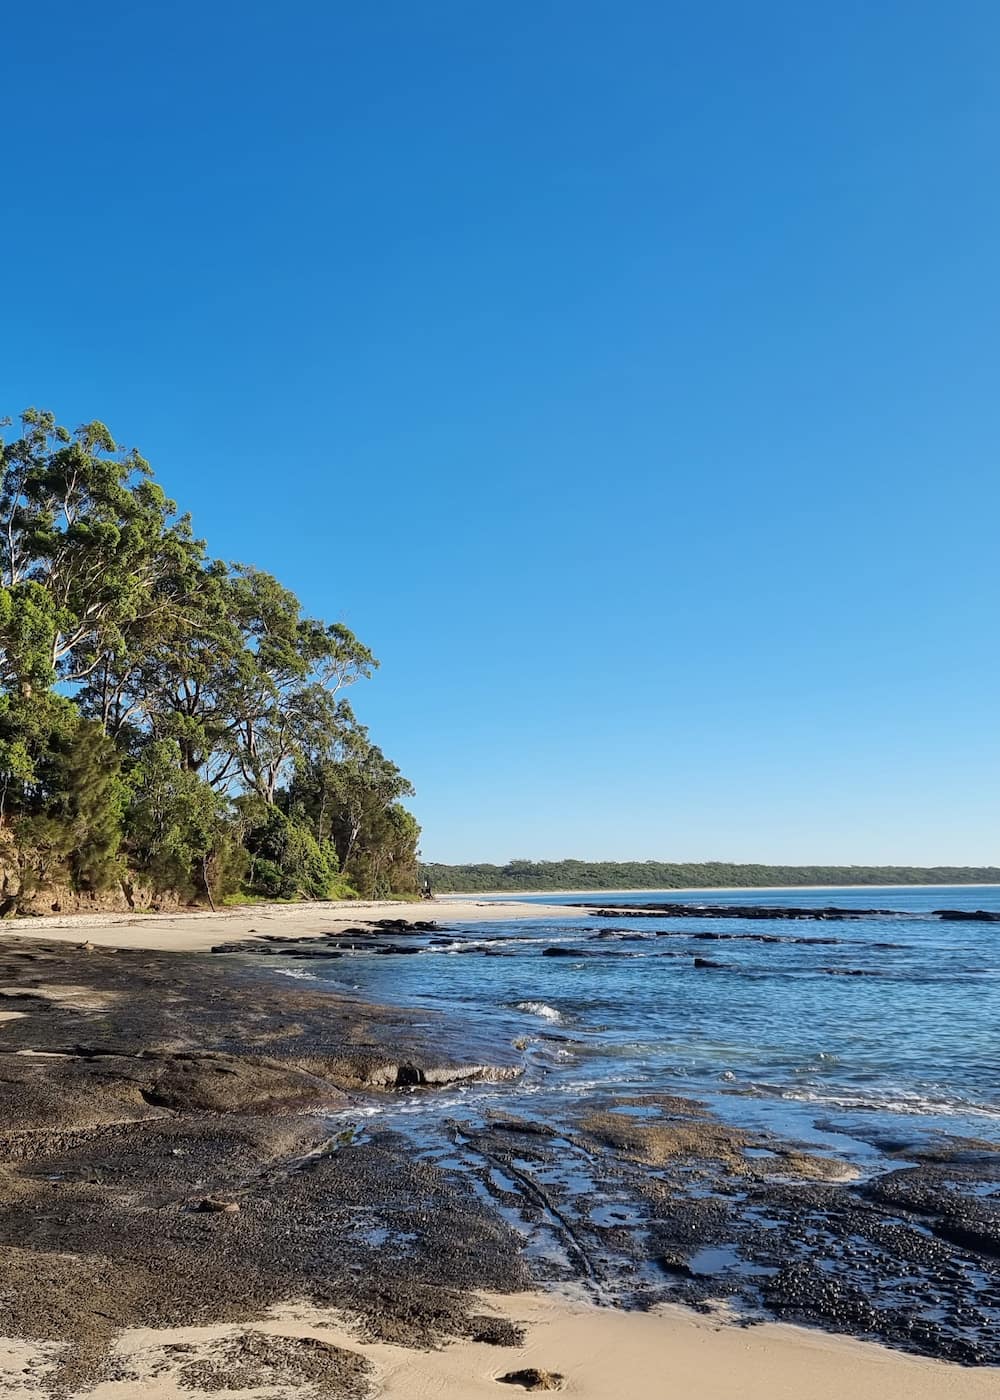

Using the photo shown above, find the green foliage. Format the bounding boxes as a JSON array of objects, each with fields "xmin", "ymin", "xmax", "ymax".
[
  {"xmin": 0, "ymin": 694, "xmax": 125, "ymax": 904},
  {"xmin": 239, "ymin": 802, "xmax": 347, "ymax": 902},
  {"xmin": 420, "ymin": 860, "xmax": 1000, "ymax": 893},
  {"xmin": 285, "ymin": 726, "xmax": 419, "ymax": 897},
  {"xmin": 0, "ymin": 405, "xmax": 418, "ymax": 911},
  {"xmin": 53, "ymin": 719, "xmax": 125, "ymax": 891},
  {"xmin": 123, "ymin": 740, "xmax": 244, "ymax": 902}
]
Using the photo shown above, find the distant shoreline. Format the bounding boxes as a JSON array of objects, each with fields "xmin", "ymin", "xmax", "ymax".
[{"xmin": 443, "ymin": 882, "xmax": 1000, "ymax": 898}]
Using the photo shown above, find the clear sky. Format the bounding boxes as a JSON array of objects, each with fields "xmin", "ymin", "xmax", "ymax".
[{"xmin": 4, "ymin": 2, "xmax": 999, "ymax": 864}]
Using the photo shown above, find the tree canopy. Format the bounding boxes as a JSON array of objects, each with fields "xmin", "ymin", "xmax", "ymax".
[{"xmin": 0, "ymin": 409, "xmax": 418, "ymax": 912}]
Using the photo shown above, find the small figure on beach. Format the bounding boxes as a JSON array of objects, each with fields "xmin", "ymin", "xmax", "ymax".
[{"xmin": 422, "ymin": 876, "xmax": 433, "ymax": 899}]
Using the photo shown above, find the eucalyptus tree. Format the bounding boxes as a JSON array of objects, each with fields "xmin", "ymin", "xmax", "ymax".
[
  {"xmin": 0, "ymin": 410, "xmax": 194, "ymax": 693},
  {"xmin": 287, "ymin": 722, "xmax": 416, "ymax": 890},
  {"xmin": 224, "ymin": 566, "xmax": 376, "ymax": 804}
]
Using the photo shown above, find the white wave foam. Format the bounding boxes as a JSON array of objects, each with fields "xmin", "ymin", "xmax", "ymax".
[
  {"xmin": 774, "ymin": 1086, "xmax": 1000, "ymax": 1119},
  {"xmin": 273, "ymin": 967, "xmax": 318, "ymax": 981},
  {"xmin": 513, "ymin": 1000, "xmax": 566, "ymax": 1024}
]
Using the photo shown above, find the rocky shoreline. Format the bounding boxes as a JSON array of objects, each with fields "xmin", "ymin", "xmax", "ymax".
[
  {"xmin": 0, "ymin": 932, "xmax": 530, "ymax": 1396},
  {"xmin": 580, "ymin": 901, "xmax": 1000, "ymax": 922},
  {"xmin": 0, "ymin": 922, "xmax": 998, "ymax": 1397}
]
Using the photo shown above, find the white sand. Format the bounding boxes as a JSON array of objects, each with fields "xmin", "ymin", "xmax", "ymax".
[{"xmin": 0, "ymin": 897, "xmax": 573, "ymax": 953}]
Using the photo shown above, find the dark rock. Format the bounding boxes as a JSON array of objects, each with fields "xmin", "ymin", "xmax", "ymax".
[
  {"xmin": 497, "ymin": 1368, "xmax": 564, "ymax": 1391},
  {"xmin": 372, "ymin": 918, "xmax": 440, "ymax": 934},
  {"xmin": 693, "ymin": 957, "xmax": 729, "ymax": 969},
  {"xmin": 467, "ymin": 1314, "xmax": 524, "ymax": 1346},
  {"xmin": 143, "ymin": 1052, "xmax": 346, "ymax": 1114},
  {"xmin": 934, "ymin": 909, "xmax": 1000, "ymax": 922},
  {"xmin": 584, "ymin": 902, "xmax": 900, "ymax": 921},
  {"xmin": 934, "ymin": 1206, "xmax": 1000, "ymax": 1257},
  {"xmin": 656, "ymin": 1252, "xmax": 695, "ymax": 1277}
]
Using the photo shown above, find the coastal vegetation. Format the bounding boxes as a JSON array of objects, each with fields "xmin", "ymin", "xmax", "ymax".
[
  {"xmin": 420, "ymin": 860, "xmax": 1000, "ymax": 893},
  {"xmin": 0, "ymin": 409, "xmax": 419, "ymax": 912}
]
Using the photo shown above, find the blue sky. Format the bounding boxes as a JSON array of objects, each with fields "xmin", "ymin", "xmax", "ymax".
[{"xmin": 4, "ymin": 2, "xmax": 999, "ymax": 864}]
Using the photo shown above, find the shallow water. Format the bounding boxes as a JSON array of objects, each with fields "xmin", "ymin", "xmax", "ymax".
[
  {"xmin": 295, "ymin": 885, "xmax": 1000, "ymax": 1151},
  {"xmin": 262, "ymin": 887, "xmax": 1000, "ymax": 1361}
]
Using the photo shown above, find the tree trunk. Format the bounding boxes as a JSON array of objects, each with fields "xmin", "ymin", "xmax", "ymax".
[{"xmin": 201, "ymin": 855, "xmax": 216, "ymax": 912}]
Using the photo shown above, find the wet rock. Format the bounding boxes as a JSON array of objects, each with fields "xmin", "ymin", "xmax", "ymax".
[
  {"xmin": 585, "ymin": 902, "xmax": 897, "ymax": 921},
  {"xmin": 763, "ymin": 1260, "xmax": 881, "ymax": 1331},
  {"xmin": 656, "ymin": 1251, "xmax": 695, "ymax": 1277},
  {"xmin": 301, "ymin": 1050, "xmax": 522, "ymax": 1090},
  {"xmin": 484, "ymin": 1113, "xmax": 559, "ymax": 1137},
  {"xmin": 934, "ymin": 1205, "xmax": 1000, "ymax": 1256},
  {"xmin": 580, "ymin": 1108, "xmax": 749, "ymax": 1170},
  {"xmin": 373, "ymin": 918, "xmax": 440, "ymax": 933},
  {"xmin": 692, "ymin": 956, "xmax": 729, "ymax": 969},
  {"xmin": 934, "ymin": 909, "xmax": 1000, "ymax": 922},
  {"xmin": 766, "ymin": 1150, "xmax": 858, "ymax": 1181}
]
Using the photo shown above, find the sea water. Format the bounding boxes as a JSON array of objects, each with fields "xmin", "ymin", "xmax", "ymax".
[{"xmin": 296, "ymin": 885, "xmax": 1000, "ymax": 1154}]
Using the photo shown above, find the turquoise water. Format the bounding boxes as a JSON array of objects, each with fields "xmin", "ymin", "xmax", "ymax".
[{"xmin": 296, "ymin": 886, "xmax": 1000, "ymax": 1150}]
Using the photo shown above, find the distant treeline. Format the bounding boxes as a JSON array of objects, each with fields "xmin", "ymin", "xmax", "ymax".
[{"xmin": 421, "ymin": 860, "xmax": 1000, "ymax": 894}]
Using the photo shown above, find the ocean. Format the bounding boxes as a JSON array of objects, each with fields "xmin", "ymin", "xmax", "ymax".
[{"xmin": 290, "ymin": 884, "xmax": 1000, "ymax": 1154}]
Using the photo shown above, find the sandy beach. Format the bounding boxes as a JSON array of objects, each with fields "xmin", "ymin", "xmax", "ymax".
[
  {"xmin": 0, "ymin": 896, "xmax": 573, "ymax": 952},
  {"xmin": 0, "ymin": 900, "xmax": 996, "ymax": 1398},
  {"xmin": 5, "ymin": 1292, "xmax": 996, "ymax": 1399}
]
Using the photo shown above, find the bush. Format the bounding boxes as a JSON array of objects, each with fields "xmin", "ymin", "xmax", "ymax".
[{"xmin": 241, "ymin": 805, "xmax": 345, "ymax": 901}]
